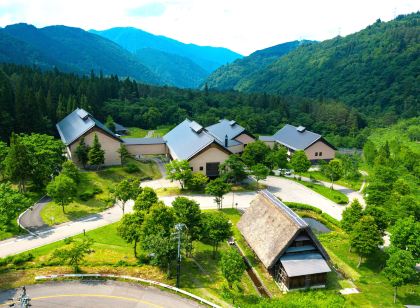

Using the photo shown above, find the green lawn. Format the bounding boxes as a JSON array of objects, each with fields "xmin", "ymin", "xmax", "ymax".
[
  {"xmin": 41, "ymin": 159, "xmax": 162, "ymax": 226},
  {"xmin": 290, "ymin": 177, "xmax": 349, "ymax": 204},
  {"xmin": 122, "ymin": 125, "xmax": 173, "ymax": 139},
  {"xmin": 298, "ymin": 171, "xmax": 363, "ymax": 191}
]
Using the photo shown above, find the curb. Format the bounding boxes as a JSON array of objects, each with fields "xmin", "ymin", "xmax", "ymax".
[
  {"xmin": 17, "ymin": 195, "xmax": 47, "ymax": 237},
  {"xmin": 35, "ymin": 273, "xmax": 221, "ymax": 308}
]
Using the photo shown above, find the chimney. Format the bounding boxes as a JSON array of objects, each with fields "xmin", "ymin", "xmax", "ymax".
[{"xmin": 225, "ymin": 134, "xmax": 228, "ymax": 147}]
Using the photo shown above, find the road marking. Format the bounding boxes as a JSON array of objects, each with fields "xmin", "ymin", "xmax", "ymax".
[{"xmin": 11, "ymin": 294, "xmax": 164, "ymax": 307}]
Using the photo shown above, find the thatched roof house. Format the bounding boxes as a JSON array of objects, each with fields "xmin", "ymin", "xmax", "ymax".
[{"xmin": 237, "ymin": 190, "xmax": 331, "ymax": 290}]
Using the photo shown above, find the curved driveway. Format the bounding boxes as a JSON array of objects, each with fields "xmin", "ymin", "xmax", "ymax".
[
  {"xmin": 0, "ymin": 280, "xmax": 202, "ymax": 308},
  {"xmin": 19, "ymin": 196, "xmax": 50, "ymax": 231}
]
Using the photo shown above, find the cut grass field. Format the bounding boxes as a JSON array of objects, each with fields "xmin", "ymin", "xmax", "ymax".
[
  {"xmin": 41, "ymin": 159, "xmax": 161, "ymax": 226},
  {"xmin": 298, "ymin": 171, "xmax": 363, "ymax": 191},
  {"xmin": 122, "ymin": 125, "xmax": 173, "ymax": 139},
  {"xmin": 290, "ymin": 177, "xmax": 349, "ymax": 204}
]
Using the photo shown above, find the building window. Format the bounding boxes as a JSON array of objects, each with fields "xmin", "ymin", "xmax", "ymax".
[
  {"xmin": 199, "ymin": 166, "xmax": 203, "ymax": 171},
  {"xmin": 319, "ymin": 152, "xmax": 323, "ymax": 157},
  {"xmin": 190, "ymin": 167, "xmax": 193, "ymax": 171},
  {"xmin": 315, "ymin": 152, "xmax": 318, "ymax": 156}
]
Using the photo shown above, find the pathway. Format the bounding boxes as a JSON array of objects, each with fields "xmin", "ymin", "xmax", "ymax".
[{"xmin": 19, "ymin": 196, "xmax": 51, "ymax": 232}]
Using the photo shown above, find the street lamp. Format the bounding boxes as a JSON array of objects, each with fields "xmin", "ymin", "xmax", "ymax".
[{"xmin": 174, "ymin": 223, "xmax": 187, "ymax": 288}]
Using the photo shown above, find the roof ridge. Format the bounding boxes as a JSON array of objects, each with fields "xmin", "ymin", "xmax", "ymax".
[{"xmin": 260, "ymin": 190, "xmax": 308, "ymax": 228}]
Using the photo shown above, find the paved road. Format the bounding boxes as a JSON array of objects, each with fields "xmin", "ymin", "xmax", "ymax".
[
  {"xmin": 0, "ymin": 280, "xmax": 202, "ymax": 308},
  {"xmin": 0, "ymin": 201, "xmax": 132, "ymax": 258},
  {"xmin": 19, "ymin": 196, "xmax": 50, "ymax": 231}
]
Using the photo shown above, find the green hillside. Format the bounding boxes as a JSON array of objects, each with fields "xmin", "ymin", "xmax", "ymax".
[
  {"xmin": 135, "ymin": 48, "xmax": 208, "ymax": 88},
  {"xmin": 204, "ymin": 40, "xmax": 313, "ymax": 90},
  {"xmin": 207, "ymin": 13, "xmax": 420, "ymax": 119},
  {"xmin": 1, "ymin": 23, "xmax": 161, "ymax": 84}
]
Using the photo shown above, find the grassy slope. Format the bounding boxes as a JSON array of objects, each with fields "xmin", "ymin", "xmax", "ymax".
[
  {"xmin": 298, "ymin": 170, "xmax": 363, "ymax": 191},
  {"xmin": 40, "ymin": 159, "xmax": 161, "ymax": 225},
  {"xmin": 122, "ymin": 125, "xmax": 173, "ymax": 139}
]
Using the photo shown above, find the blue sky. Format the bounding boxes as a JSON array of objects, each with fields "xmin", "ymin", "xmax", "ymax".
[{"xmin": 0, "ymin": 0, "xmax": 419, "ymax": 55}]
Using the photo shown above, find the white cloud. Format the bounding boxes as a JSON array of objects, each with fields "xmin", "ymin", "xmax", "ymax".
[{"xmin": 0, "ymin": 0, "xmax": 419, "ymax": 54}]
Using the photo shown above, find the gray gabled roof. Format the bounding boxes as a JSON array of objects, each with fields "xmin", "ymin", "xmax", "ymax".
[
  {"xmin": 164, "ymin": 119, "xmax": 223, "ymax": 160},
  {"xmin": 114, "ymin": 123, "xmax": 128, "ymax": 132},
  {"xmin": 270, "ymin": 124, "xmax": 322, "ymax": 150},
  {"xmin": 123, "ymin": 137, "xmax": 165, "ymax": 145},
  {"xmin": 56, "ymin": 108, "xmax": 121, "ymax": 145},
  {"xmin": 280, "ymin": 252, "xmax": 331, "ymax": 277},
  {"xmin": 237, "ymin": 190, "xmax": 329, "ymax": 269},
  {"xmin": 206, "ymin": 119, "xmax": 246, "ymax": 143}
]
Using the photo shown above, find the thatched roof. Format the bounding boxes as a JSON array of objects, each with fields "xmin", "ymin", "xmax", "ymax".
[{"xmin": 237, "ymin": 190, "xmax": 329, "ymax": 269}]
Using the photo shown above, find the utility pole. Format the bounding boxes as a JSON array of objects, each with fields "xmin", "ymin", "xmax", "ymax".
[{"xmin": 174, "ymin": 223, "xmax": 186, "ymax": 288}]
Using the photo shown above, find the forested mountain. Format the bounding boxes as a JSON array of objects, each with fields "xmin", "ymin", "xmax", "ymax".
[
  {"xmin": 0, "ymin": 23, "xmax": 160, "ymax": 84},
  {"xmin": 204, "ymin": 40, "xmax": 314, "ymax": 90},
  {"xmin": 205, "ymin": 13, "xmax": 420, "ymax": 119},
  {"xmin": 90, "ymin": 27, "xmax": 243, "ymax": 72},
  {"xmin": 0, "ymin": 64, "xmax": 367, "ymax": 148},
  {"xmin": 134, "ymin": 48, "xmax": 208, "ymax": 88}
]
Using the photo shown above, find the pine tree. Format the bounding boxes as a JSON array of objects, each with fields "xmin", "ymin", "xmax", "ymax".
[
  {"xmin": 88, "ymin": 134, "xmax": 105, "ymax": 169},
  {"xmin": 5, "ymin": 133, "xmax": 32, "ymax": 192},
  {"xmin": 75, "ymin": 137, "xmax": 90, "ymax": 168}
]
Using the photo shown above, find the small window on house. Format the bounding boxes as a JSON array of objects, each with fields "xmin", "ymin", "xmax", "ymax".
[
  {"xmin": 190, "ymin": 167, "xmax": 193, "ymax": 171},
  {"xmin": 199, "ymin": 166, "xmax": 204, "ymax": 171},
  {"xmin": 319, "ymin": 152, "xmax": 323, "ymax": 156},
  {"xmin": 315, "ymin": 152, "xmax": 318, "ymax": 156}
]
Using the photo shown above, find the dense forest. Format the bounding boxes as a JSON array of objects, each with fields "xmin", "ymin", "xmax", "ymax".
[
  {"xmin": 0, "ymin": 63, "xmax": 368, "ymax": 147},
  {"xmin": 205, "ymin": 13, "xmax": 420, "ymax": 123}
]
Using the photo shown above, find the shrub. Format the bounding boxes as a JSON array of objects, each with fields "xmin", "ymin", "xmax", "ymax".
[
  {"xmin": 79, "ymin": 186, "xmax": 103, "ymax": 201},
  {"xmin": 114, "ymin": 260, "xmax": 130, "ymax": 267},
  {"xmin": 12, "ymin": 253, "xmax": 34, "ymax": 265},
  {"xmin": 0, "ymin": 256, "xmax": 13, "ymax": 266},
  {"xmin": 321, "ymin": 213, "xmax": 341, "ymax": 227},
  {"xmin": 63, "ymin": 237, "xmax": 74, "ymax": 244},
  {"xmin": 285, "ymin": 202, "xmax": 323, "ymax": 214},
  {"xmin": 124, "ymin": 162, "xmax": 140, "ymax": 173}
]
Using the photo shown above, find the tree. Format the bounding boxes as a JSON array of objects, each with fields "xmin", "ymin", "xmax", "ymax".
[
  {"xmin": 186, "ymin": 173, "xmax": 209, "ymax": 191},
  {"xmin": 172, "ymin": 197, "xmax": 202, "ymax": 242},
  {"xmin": 265, "ymin": 146, "xmax": 288, "ymax": 170},
  {"xmin": 364, "ymin": 206, "xmax": 388, "ymax": 235},
  {"xmin": 290, "ymin": 150, "xmax": 311, "ymax": 173},
  {"xmin": 51, "ymin": 237, "xmax": 93, "ymax": 272},
  {"xmin": 142, "ymin": 231, "xmax": 177, "ymax": 276},
  {"xmin": 118, "ymin": 212, "xmax": 144, "ymax": 257},
  {"xmin": 114, "ymin": 178, "xmax": 141, "ymax": 214},
  {"xmin": 251, "ymin": 163, "xmax": 270, "ymax": 187},
  {"xmin": 4, "ymin": 133, "xmax": 32, "ymax": 192},
  {"xmin": 205, "ymin": 178, "xmax": 231, "ymax": 210},
  {"xmin": 219, "ymin": 154, "xmax": 248, "ymax": 183},
  {"xmin": 19, "ymin": 134, "xmax": 65, "ymax": 188},
  {"xmin": 165, "ymin": 160, "xmax": 192, "ymax": 189},
  {"xmin": 75, "ymin": 137, "xmax": 89, "ymax": 168},
  {"xmin": 117, "ymin": 143, "xmax": 131, "ymax": 165},
  {"xmin": 241, "ymin": 140, "xmax": 271, "ymax": 167},
  {"xmin": 0, "ymin": 183, "xmax": 30, "ymax": 228},
  {"xmin": 134, "ymin": 187, "xmax": 158, "ymax": 212},
  {"xmin": 200, "ymin": 212, "xmax": 232, "ymax": 257},
  {"xmin": 384, "ymin": 249, "xmax": 416, "ymax": 304},
  {"xmin": 390, "ymin": 216, "xmax": 420, "ymax": 259},
  {"xmin": 105, "ymin": 115, "xmax": 116, "ymax": 132},
  {"xmin": 220, "ymin": 248, "xmax": 246, "ymax": 289},
  {"xmin": 325, "ymin": 159, "xmax": 343, "ymax": 189},
  {"xmin": 88, "ymin": 134, "xmax": 105, "ymax": 169},
  {"xmin": 141, "ymin": 203, "xmax": 175, "ymax": 238},
  {"xmin": 0, "ymin": 141, "xmax": 8, "ymax": 181},
  {"xmin": 341, "ymin": 199, "xmax": 363, "ymax": 233},
  {"xmin": 61, "ymin": 160, "xmax": 80, "ymax": 183},
  {"xmin": 46, "ymin": 174, "xmax": 77, "ymax": 213},
  {"xmin": 363, "ymin": 140, "xmax": 377, "ymax": 165},
  {"xmin": 350, "ymin": 215, "xmax": 384, "ymax": 267}
]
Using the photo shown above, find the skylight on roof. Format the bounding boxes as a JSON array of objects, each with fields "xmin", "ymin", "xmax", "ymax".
[
  {"xmin": 189, "ymin": 121, "xmax": 203, "ymax": 133},
  {"xmin": 76, "ymin": 109, "xmax": 89, "ymax": 120},
  {"xmin": 296, "ymin": 126, "xmax": 306, "ymax": 133}
]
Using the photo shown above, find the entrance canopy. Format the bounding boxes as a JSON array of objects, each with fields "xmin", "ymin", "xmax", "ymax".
[{"xmin": 280, "ymin": 253, "xmax": 331, "ymax": 277}]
